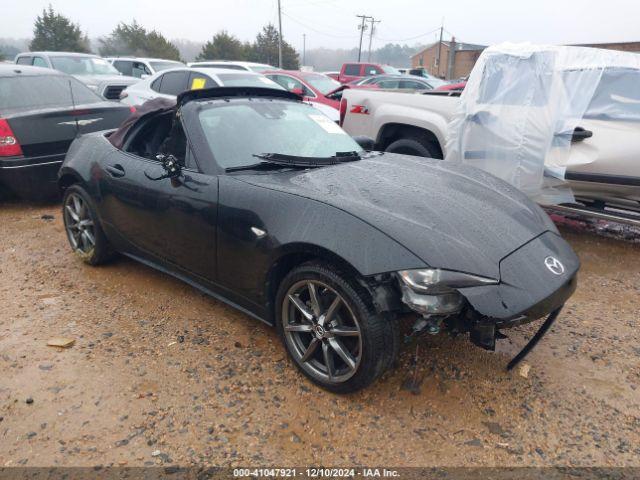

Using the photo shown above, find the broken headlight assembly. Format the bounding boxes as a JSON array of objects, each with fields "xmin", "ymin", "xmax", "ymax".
[{"xmin": 396, "ymin": 268, "xmax": 498, "ymax": 315}]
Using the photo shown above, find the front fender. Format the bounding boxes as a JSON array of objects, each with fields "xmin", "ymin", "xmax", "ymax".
[
  {"xmin": 216, "ymin": 177, "xmax": 427, "ymax": 307},
  {"xmin": 374, "ymin": 104, "xmax": 450, "ymax": 152}
]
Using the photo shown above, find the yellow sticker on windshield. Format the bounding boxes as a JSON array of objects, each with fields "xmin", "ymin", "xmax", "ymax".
[{"xmin": 191, "ymin": 77, "xmax": 206, "ymax": 90}]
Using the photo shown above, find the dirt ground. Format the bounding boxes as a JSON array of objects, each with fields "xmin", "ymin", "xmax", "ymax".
[{"xmin": 0, "ymin": 200, "xmax": 639, "ymax": 468}]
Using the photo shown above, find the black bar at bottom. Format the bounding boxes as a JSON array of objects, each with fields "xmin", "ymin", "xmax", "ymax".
[{"xmin": 507, "ymin": 306, "xmax": 563, "ymax": 371}]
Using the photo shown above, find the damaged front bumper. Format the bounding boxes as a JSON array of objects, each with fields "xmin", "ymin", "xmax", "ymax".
[{"xmin": 399, "ymin": 231, "xmax": 580, "ymax": 366}]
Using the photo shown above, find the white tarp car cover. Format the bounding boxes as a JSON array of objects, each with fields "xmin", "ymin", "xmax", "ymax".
[{"xmin": 445, "ymin": 43, "xmax": 640, "ymax": 203}]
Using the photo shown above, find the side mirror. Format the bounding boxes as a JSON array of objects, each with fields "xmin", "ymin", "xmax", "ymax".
[
  {"xmin": 158, "ymin": 154, "xmax": 182, "ymax": 177},
  {"xmin": 352, "ymin": 136, "xmax": 375, "ymax": 151},
  {"xmin": 145, "ymin": 154, "xmax": 182, "ymax": 181},
  {"xmin": 291, "ymin": 87, "xmax": 304, "ymax": 96}
]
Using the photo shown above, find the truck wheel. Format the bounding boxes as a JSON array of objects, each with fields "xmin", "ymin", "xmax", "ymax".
[{"xmin": 385, "ymin": 134, "xmax": 442, "ymax": 159}]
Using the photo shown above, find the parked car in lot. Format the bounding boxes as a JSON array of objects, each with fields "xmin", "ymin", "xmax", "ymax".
[
  {"xmin": 264, "ymin": 70, "xmax": 341, "ymax": 109},
  {"xmin": 15, "ymin": 52, "xmax": 139, "ymax": 100},
  {"xmin": 349, "ymin": 74, "xmax": 440, "ymax": 90},
  {"xmin": 119, "ymin": 67, "xmax": 283, "ymax": 105},
  {"xmin": 58, "ymin": 86, "xmax": 578, "ymax": 392},
  {"xmin": 435, "ymin": 80, "xmax": 467, "ymax": 92},
  {"xmin": 323, "ymin": 71, "xmax": 340, "ymax": 81},
  {"xmin": 106, "ymin": 57, "xmax": 185, "ymax": 78},
  {"xmin": 187, "ymin": 60, "xmax": 277, "ymax": 73},
  {"xmin": 0, "ymin": 65, "xmax": 132, "ymax": 199},
  {"xmin": 337, "ymin": 62, "xmax": 400, "ymax": 83}
]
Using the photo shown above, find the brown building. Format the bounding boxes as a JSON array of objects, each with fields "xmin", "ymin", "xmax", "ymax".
[
  {"xmin": 411, "ymin": 40, "xmax": 640, "ymax": 81},
  {"xmin": 410, "ymin": 39, "xmax": 486, "ymax": 80}
]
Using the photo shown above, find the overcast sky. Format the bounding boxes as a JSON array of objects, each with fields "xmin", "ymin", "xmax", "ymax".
[{"xmin": 5, "ymin": 0, "xmax": 640, "ymax": 51}]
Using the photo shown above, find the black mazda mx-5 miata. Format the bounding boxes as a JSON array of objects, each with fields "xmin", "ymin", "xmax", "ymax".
[{"xmin": 58, "ymin": 87, "xmax": 579, "ymax": 392}]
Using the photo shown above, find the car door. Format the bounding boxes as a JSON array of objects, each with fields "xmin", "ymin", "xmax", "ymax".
[
  {"xmin": 97, "ymin": 114, "xmax": 218, "ymax": 282},
  {"xmin": 267, "ymin": 74, "xmax": 314, "ymax": 102}
]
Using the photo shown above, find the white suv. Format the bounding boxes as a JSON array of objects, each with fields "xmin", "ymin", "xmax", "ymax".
[{"xmin": 106, "ymin": 57, "xmax": 185, "ymax": 79}]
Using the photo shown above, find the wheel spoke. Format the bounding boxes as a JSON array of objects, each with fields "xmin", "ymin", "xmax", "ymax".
[
  {"xmin": 328, "ymin": 337, "xmax": 356, "ymax": 370},
  {"xmin": 322, "ymin": 295, "xmax": 342, "ymax": 326},
  {"xmin": 322, "ymin": 341, "xmax": 334, "ymax": 380},
  {"xmin": 80, "ymin": 231, "xmax": 89, "ymax": 251},
  {"xmin": 307, "ymin": 283, "xmax": 322, "ymax": 317},
  {"xmin": 83, "ymin": 228, "xmax": 95, "ymax": 247},
  {"xmin": 65, "ymin": 204, "xmax": 79, "ymax": 222},
  {"xmin": 300, "ymin": 338, "xmax": 320, "ymax": 362},
  {"xmin": 331, "ymin": 326, "xmax": 359, "ymax": 337},
  {"xmin": 285, "ymin": 323, "xmax": 313, "ymax": 333},
  {"xmin": 79, "ymin": 219, "xmax": 94, "ymax": 228},
  {"xmin": 72, "ymin": 195, "xmax": 82, "ymax": 216},
  {"xmin": 288, "ymin": 294, "xmax": 314, "ymax": 322}
]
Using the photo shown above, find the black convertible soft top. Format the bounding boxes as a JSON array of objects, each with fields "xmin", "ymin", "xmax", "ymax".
[{"xmin": 108, "ymin": 87, "xmax": 301, "ymax": 150}]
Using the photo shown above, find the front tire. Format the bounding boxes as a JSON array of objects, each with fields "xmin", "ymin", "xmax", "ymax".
[
  {"xmin": 276, "ymin": 263, "xmax": 397, "ymax": 393},
  {"xmin": 62, "ymin": 185, "xmax": 114, "ymax": 265},
  {"xmin": 385, "ymin": 133, "xmax": 442, "ymax": 159}
]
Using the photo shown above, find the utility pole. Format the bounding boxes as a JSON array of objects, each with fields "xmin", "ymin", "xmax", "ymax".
[
  {"xmin": 302, "ymin": 33, "xmax": 306, "ymax": 66},
  {"xmin": 277, "ymin": 0, "xmax": 283, "ymax": 68},
  {"xmin": 436, "ymin": 21, "xmax": 443, "ymax": 78},
  {"xmin": 367, "ymin": 18, "xmax": 381, "ymax": 62},
  {"xmin": 356, "ymin": 15, "xmax": 370, "ymax": 62}
]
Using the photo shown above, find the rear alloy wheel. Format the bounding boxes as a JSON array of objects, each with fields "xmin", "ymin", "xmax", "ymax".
[
  {"xmin": 62, "ymin": 185, "xmax": 113, "ymax": 265},
  {"xmin": 276, "ymin": 264, "xmax": 397, "ymax": 393}
]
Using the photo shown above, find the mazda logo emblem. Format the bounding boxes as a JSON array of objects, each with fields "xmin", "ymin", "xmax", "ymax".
[{"xmin": 544, "ymin": 256, "xmax": 565, "ymax": 275}]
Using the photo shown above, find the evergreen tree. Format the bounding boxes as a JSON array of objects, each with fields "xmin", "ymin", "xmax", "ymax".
[
  {"xmin": 196, "ymin": 31, "xmax": 246, "ymax": 61},
  {"xmin": 29, "ymin": 5, "xmax": 89, "ymax": 52}
]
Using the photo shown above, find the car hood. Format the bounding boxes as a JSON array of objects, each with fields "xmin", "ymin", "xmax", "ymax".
[
  {"xmin": 73, "ymin": 74, "xmax": 139, "ymax": 86},
  {"xmin": 237, "ymin": 153, "xmax": 556, "ymax": 279}
]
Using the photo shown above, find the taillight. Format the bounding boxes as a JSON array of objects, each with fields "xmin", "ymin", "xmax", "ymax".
[
  {"xmin": 339, "ymin": 98, "xmax": 347, "ymax": 126},
  {"xmin": 0, "ymin": 119, "xmax": 23, "ymax": 157},
  {"xmin": 129, "ymin": 106, "xmax": 136, "ymax": 113}
]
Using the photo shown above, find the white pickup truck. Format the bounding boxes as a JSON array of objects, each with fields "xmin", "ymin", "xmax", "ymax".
[{"xmin": 340, "ymin": 60, "xmax": 640, "ymax": 215}]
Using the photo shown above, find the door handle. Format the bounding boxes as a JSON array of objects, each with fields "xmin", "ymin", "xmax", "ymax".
[{"xmin": 105, "ymin": 164, "xmax": 125, "ymax": 178}]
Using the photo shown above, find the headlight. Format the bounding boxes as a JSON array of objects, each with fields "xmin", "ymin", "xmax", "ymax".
[
  {"xmin": 397, "ymin": 268, "xmax": 498, "ymax": 316},
  {"xmin": 398, "ymin": 268, "xmax": 497, "ymax": 293}
]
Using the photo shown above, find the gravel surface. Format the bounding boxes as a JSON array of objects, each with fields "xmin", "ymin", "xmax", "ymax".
[{"xmin": 0, "ymin": 201, "xmax": 639, "ymax": 468}]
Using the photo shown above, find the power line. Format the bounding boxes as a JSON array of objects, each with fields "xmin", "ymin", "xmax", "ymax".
[
  {"xmin": 367, "ymin": 18, "xmax": 381, "ymax": 61},
  {"xmin": 374, "ymin": 27, "xmax": 442, "ymax": 42},
  {"xmin": 356, "ymin": 15, "xmax": 371, "ymax": 62},
  {"xmin": 281, "ymin": 11, "xmax": 360, "ymax": 39}
]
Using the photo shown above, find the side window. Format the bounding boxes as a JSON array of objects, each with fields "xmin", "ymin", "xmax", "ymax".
[
  {"xmin": 365, "ymin": 65, "xmax": 381, "ymax": 76},
  {"xmin": 343, "ymin": 64, "xmax": 360, "ymax": 76},
  {"xmin": 16, "ymin": 56, "xmax": 32, "ymax": 65},
  {"xmin": 400, "ymin": 80, "xmax": 428, "ymax": 89},
  {"xmin": 188, "ymin": 72, "xmax": 216, "ymax": 90},
  {"xmin": 272, "ymin": 75, "xmax": 312, "ymax": 96},
  {"xmin": 33, "ymin": 57, "xmax": 48, "ymax": 67},
  {"xmin": 113, "ymin": 60, "xmax": 133, "ymax": 76},
  {"xmin": 126, "ymin": 113, "xmax": 181, "ymax": 162},
  {"xmin": 377, "ymin": 79, "xmax": 400, "ymax": 89},
  {"xmin": 158, "ymin": 71, "xmax": 189, "ymax": 96},
  {"xmin": 132, "ymin": 62, "xmax": 150, "ymax": 78},
  {"xmin": 151, "ymin": 76, "xmax": 163, "ymax": 92}
]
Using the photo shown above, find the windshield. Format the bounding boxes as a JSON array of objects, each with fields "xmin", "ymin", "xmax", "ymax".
[
  {"xmin": 150, "ymin": 61, "xmax": 184, "ymax": 72},
  {"xmin": 199, "ymin": 100, "xmax": 361, "ymax": 169},
  {"xmin": 248, "ymin": 64, "xmax": 275, "ymax": 73},
  {"xmin": 304, "ymin": 74, "xmax": 341, "ymax": 95},
  {"xmin": 582, "ymin": 68, "xmax": 640, "ymax": 121},
  {"xmin": 51, "ymin": 56, "xmax": 120, "ymax": 76},
  {"xmin": 216, "ymin": 73, "xmax": 284, "ymax": 89}
]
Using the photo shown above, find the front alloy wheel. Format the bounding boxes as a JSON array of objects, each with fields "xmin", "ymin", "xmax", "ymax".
[
  {"xmin": 283, "ymin": 280, "xmax": 362, "ymax": 383},
  {"xmin": 277, "ymin": 263, "xmax": 397, "ymax": 393}
]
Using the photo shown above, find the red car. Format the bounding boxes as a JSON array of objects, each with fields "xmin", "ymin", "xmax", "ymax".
[
  {"xmin": 337, "ymin": 62, "xmax": 401, "ymax": 84},
  {"xmin": 436, "ymin": 80, "xmax": 467, "ymax": 92},
  {"xmin": 264, "ymin": 70, "xmax": 343, "ymax": 109}
]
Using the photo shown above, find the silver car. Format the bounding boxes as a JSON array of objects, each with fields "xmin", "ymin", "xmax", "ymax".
[{"xmin": 15, "ymin": 52, "xmax": 139, "ymax": 100}]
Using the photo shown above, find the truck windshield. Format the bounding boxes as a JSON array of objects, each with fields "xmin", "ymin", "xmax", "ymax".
[
  {"xmin": 199, "ymin": 100, "xmax": 361, "ymax": 170},
  {"xmin": 51, "ymin": 56, "xmax": 120, "ymax": 76}
]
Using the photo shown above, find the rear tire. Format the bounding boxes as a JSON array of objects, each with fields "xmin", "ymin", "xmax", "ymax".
[
  {"xmin": 275, "ymin": 262, "xmax": 397, "ymax": 393},
  {"xmin": 62, "ymin": 185, "xmax": 114, "ymax": 265},
  {"xmin": 385, "ymin": 133, "xmax": 442, "ymax": 159}
]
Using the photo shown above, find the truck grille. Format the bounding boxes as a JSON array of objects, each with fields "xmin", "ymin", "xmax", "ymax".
[{"xmin": 103, "ymin": 85, "xmax": 126, "ymax": 100}]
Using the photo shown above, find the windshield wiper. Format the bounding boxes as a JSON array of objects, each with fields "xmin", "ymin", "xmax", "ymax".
[{"xmin": 225, "ymin": 151, "xmax": 361, "ymax": 172}]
